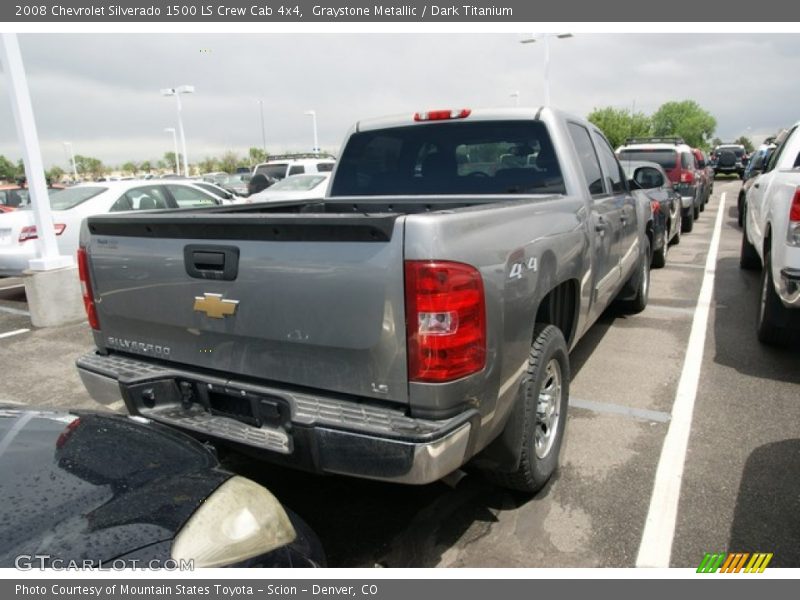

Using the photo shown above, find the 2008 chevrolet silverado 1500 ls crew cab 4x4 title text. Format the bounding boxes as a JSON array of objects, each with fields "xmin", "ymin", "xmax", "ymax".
[{"xmin": 76, "ymin": 107, "xmax": 652, "ymax": 493}]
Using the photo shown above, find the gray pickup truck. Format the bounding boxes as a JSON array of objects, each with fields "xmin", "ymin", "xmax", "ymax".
[{"xmin": 76, "ymin": 107, "xmax": 652, "ymax": 493}]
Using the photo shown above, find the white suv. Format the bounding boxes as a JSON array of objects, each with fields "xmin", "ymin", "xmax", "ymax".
[{"xmin": 252, "ymin": 153, "xmax": 336, "ymax": 181}]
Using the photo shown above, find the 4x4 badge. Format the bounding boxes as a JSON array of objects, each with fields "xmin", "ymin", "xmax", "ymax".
[{"xmin": 193, "ymin": 293, "xmax": 239, "ymax": 319}]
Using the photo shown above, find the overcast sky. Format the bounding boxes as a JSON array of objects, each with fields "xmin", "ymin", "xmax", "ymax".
[{"xmin": 1, "ymin": 33, "xmax": 799, "ymax": 169}]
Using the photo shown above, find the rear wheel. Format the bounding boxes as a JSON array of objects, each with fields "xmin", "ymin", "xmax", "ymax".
[
  {"xmin": 672, "ymin": 214, "xmax": 681, "ymax": 245},
  {"xmin": 681, "ymin": 208, "xmax": 694, "ymax": 233},
  {"xmin": 739, "ymin": 215, "xmax": 760, "ymax": 270},
  {"xmin": 483, "ymin": 324, "xmax": 569, "ymax": 494},
  {"xmin": 757, "ymin": 251, "xmax": 792, "ymax": 346},
  {"xmin": 652, "ymin": 227, "xmax": 668, "ymax": 268},
  {"xmin": 621, "ymin": 238, "xmax": 651, "ymax": 313}
]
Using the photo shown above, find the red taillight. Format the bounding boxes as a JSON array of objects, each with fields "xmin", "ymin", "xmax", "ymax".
[
  {"xmin": 650, "ymin": 200, "xmax": 660, "ymax": 215},
  {"xmin": 790, "ymin": 188, "xmax": 800, "ymax": 222},
  {"xmin": 77, "ymin": 247, "xmax": 100, "ymax": 330},
  {"xmin": 18, "ymin": 223, "xmax": 66, "ymax": 243},
  {"xmin": 413, "ymin": 108, "xmax": 471, "ymax": 122},
  {"xmin": 680, "ymin": 171, "xmax": 694, "ymax": 184},
  {"xmin": 56, "ymin": 417, "xmax": 81, "ymax": 450},
  {"xmin": 405, "ymin": 260, "xmax": 485, "ymax": 383}
]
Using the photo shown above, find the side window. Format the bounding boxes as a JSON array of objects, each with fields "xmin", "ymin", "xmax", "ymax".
[
  {"xmin": 288, "ymin": 165, "xmax": 305, "ymax": 176},
  {"xmin": 167, "ymin": 185, "xmax": 218, "ymax": 208},
  {"xmin": 316, "ymin": 163, "xmax": 334, "ymax": 172},
  {"xmin": 765, "ymin": 126, "xmax": 798, "ymax": 172},
  {"xmin": 110, "ymin": 186, "xmax": 171, "ymax": 211},
  {"xmin": 681, "ymin": 152, "xmax": 695, "ymax": 169},
  {"xmin": 594, "ymin": 132, "xmax": 626, "ymax": 194},
  {"xmin": 567, "ymin": 122, "xmax": 604, "ymax": 196}
]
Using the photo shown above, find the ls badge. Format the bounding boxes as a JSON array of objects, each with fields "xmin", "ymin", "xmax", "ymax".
[{"xmin": 193, "ymin": 293, "xmax": 239, "ymax": 319}]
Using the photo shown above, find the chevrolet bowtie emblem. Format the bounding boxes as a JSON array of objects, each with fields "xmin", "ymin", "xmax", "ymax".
[{"xmin": 193, "ymin": 293, "xmax": 239, "ymax": 319}]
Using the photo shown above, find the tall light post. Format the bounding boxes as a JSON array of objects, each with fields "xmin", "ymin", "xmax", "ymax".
[
  {"xmin": 161, "ymin": 85, "xmax": 194, "ymax": 177},
  {"xmin": 510, "ymin": 90, "xmax": 520, "ymax": 107},
  {"xmin": 164, "ymin": 127, "xmax": 180, "ymax": 175},
  {"xmin": 63, "ymin": 141, "xmax": 78, "ymax": 182},
  {"xmin": 257, "ymin": 99, "xmax": 267, "ymax": 158},
  {"xmin": 520, "ymin": 33, "xmax": 573, "ymax": 106},
  {"xmin": 304, "ymin": 110, "xmax": 319, "ymax": 154}
]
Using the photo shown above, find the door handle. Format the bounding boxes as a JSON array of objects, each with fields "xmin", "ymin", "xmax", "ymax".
[
  {"xmin": 754, "ymin": 183, "xmax": 760, "ymax": 188},
  {"xmin": 184, "ymin": 245, "xmax": 240, "ymax": 281}
]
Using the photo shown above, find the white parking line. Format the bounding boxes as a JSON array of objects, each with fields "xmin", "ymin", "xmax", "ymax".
[
  {"xmin": 0, "ymin": 284, "xmax": 25, "ymax": 291},
  {"xmin": 0, "ymin": 328, "xmax": 30, "ymax": 339},
  {"xmin": 0, "ymin": 305, "xmax": 30, "ymax": 316},
  {"xmin": 636, "ymin": 192, "xmax": 727, "ymax": 568}
]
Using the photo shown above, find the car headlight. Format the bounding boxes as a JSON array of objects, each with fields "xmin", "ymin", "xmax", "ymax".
[{"xmin": 171, "ymin": 476, "xmax": 296, "ymax": 568}]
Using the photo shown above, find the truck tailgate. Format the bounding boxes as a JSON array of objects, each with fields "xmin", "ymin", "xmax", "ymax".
[{"xmin": 85, "ymin": 213, "xmax": 409, "ymax": 404}]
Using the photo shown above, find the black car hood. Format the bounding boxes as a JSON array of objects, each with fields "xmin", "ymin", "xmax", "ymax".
[{"xmin": 0, "ymin": 409, "xmax": 230, "ymax": 566}]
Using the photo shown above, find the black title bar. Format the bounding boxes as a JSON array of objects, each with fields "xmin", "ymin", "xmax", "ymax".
[{"xmin": 4, "ymin": 0, "xmax": 800, "ymax": 22}]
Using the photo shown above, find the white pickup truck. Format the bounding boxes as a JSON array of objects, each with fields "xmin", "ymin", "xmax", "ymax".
[{"xmin": 740, "ymin": 122, "xmax": 800, "ymax": 345}]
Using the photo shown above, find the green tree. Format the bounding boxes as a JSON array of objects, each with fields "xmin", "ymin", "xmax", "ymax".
[
  {"xmin": 587, "ymin": 106, "xmax": 652, "ymax": 149},
  {"xmin": 163, "ymin": 152, "xmax": 182, "ymax": 173},
  {"xmin": 197, "ymin": 156, "xmax": 219, "ymax": 174},
  {"xmin": 217, "ymin": 151, "xmax": 240, "ymax": 174},
  {"xmin": 140, "ymin": 160, "xmax": 152, "ymax": 174},
  {"xmin": 0, "ymin": 155, "xmax": 16, "ymax": 181},
  {"xmin": 46, "ymin": 165, "xmax": 65, "ymax": 184},
  {"xmin": 734, "ymin": 136, "xmax": 755, "ymax": 153},
  {"xmin": 73, "ymin": 155, "xmax": 106, "ymax": 179},
  {"xmin": 711, "ymin": 137, "xmax": 723, "ymax": 147},
  {"xmin": 249, "ymin": 147, "xmax": 267, "ymax": 166},
  {"xmin": 121, "ymin": 161, "xmax": 139, "ymax": 176},
  {"xmin": 651, "ymin": 100, "xmax": 716, "ymax": 149}
]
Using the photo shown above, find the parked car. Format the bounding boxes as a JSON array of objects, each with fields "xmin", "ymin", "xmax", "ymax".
[
  {"xmin": 618, "ymin": 137, "xmax": 702, "ymax": 233},
  {"xmin": 738, "ymin": 140, "xmax": 778, "ymax": 226},
  {"xmin": 739, "ymin": 122, "xmax": 800, "ymax": 345},
  {"xmin": 692, "ymin": 148, "xmax": 713, "ymax": 210},
  {"xmin": 624, "ymin": 161, "xmax": 682, "ymax": 268},
  {"xmin": 0, "ymin": 185, "xmax": 28, "ymax": 212},
  {"xmin": 710, "ymin": 144, "xmax": 748, "ymax": 178},
  {"xmin": 77, "ymin": 106, "xmax": 652, "ymax": 495},
  {"xmin": 218, "ymin": 173, "xmax": 252, "ymax": 197},
  {"xmin": 191, "ymin": 180, "xmax": 239, "ymax": 204},
  {"xmin": 0, "ymin": 407, "xmax": 324, "ymax": 568},
  {"xmin": 252, "ymin": 154, "xmax": 336, "ymax": 181},
  {"xmin": 200, "ymin": 171, "xmax": 230, "ymax": 186},
  {"xmin": 245, "ymin": 173, "xmax": 331, "ymax": 203},
  {"xmin": 0, "ymin": 180, "xmax": 220, "ymax": 276}
]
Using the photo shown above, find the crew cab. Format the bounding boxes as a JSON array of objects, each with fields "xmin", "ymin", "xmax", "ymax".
[
  {"xmin": 739, "ymin": 122, "xmax": 800, "ymax": 345},
  {"xmin": 76, "ymin": 107, "xmax": 651, "ymax": 493}
]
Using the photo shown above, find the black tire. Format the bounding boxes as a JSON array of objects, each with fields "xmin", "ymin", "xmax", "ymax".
[
  {"xmin": 652, "ymin": 227, "xmax": 668, "ymax": 269},
  {"xmin": 737, "ymin": 191, "xmax": 745, "ymax": 227},
  {"xmin": 671, "ymin": 214, "xmax": 681, "ymax": 246},
  {"xmin": 621, "ymin": 237, "xmax": 651, "ymax": 313},
  {"xmin": 739, "ymin": 215, "xmax": 760, "ymax": 270},
  {"xmin": 757, "ymin": 251, "xmax": 793, "ymax": 346},
  {"xmin": 681, "ymin": 208, "xmax": 694, "ymax": 233},
  {"xmin": 483, "ymin": 324, "xmax": 569, "ymax": 494},
  {"xmin": 693, "ymin": 203, "xmax": 700, "ymax": 220}
]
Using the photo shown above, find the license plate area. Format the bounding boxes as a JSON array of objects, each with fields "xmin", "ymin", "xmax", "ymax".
[{"xmin": 123, "ymin": 378, "xmax": 292, "ymax": 430}]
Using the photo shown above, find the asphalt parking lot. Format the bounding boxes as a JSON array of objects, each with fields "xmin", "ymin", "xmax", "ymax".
[{"xmin": 1, "ymin": 178, "xmax": 797, "ymax": 568}]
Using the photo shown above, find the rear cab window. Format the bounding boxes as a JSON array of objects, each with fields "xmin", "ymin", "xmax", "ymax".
[{"xmin": 330, "ymin": 120, "xmax": 566, "ymax": 196}]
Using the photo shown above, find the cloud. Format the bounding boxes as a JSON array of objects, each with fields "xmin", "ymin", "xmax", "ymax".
[{"xmin": 0, "ymin": 33, "xmax": 798, "ymax": 167}]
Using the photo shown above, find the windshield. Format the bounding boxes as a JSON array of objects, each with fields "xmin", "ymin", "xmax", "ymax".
[
  {"xmin": 716, "ymin": 146, "xmax": 745, "ymax": 157},
  {"xmin": 330, "ymin": 120, "xmax": 565, "ymax": 196},
  {"xmin": 223, "ymin": 174, "xmax": 250, "ymax": 185},
  {"xmin": 618, "ymin": 149, "xmax": 678, "ymax": 170},
  {"xmin": 269, "ymin": 175, "xmax": 327, "ymax": 192},
  {"xmin": 19, "ymin": 186, "xmax": 106, "ymax": 211}
]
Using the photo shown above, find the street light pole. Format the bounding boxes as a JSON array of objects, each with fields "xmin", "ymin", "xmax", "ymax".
[
  {"xmin": 164, "ymin": 128, "xmax": 179, "ymax": 175},
  {"xmin": 520, "ymin": 33, "xmax": 573, "ymax": 106},
  {"xmin": 161, "ymin": 85, "xmax": 194, "ymax": 177},
  {"xmin": 63, "ymin": 141, "xmax": 78, "ymax": 182},
  {"xmin": 304, "ymin": 110, "xmax": 319, "ymax": 154},
  {"xmin": 258, "ymin": 99, "xmax": 267, "ymax": 157},
  {"xmin": 510, "ymin": 90, "xmax": 520, "ymax": 107}
]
